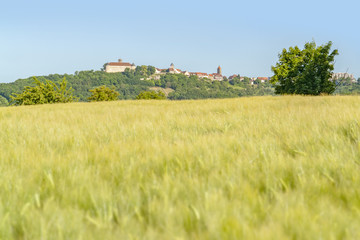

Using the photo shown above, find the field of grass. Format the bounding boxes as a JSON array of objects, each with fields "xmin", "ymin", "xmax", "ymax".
[{"xmin": 1, "ymin": 96, "xmax": 360, "ymax": 239}]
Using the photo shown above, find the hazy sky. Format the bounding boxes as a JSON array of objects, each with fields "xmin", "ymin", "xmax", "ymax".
[{"xmin": 1, "ymin": 0, "xmax": 359, "ymax": 83}]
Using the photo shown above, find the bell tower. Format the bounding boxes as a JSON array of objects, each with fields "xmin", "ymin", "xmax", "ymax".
[{"xmin": 217, "ymin": 66, "xmax": 222, "ymax": 75}]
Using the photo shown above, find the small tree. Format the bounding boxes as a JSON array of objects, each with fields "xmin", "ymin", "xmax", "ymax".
[
  {"xmin": 147, "ymin": 66, "xmax": 156, "ymax": 75},
  {"xmin": 11, "ymin": 77, "xmax": 75, "ymax": 105},
  {"xmin": 270, "ymin": 41, "xmax": 338, "ymax": 95},
  {"xmin": 135, "ymin": 65, "xmax": 149, "ymax": 76},
  {"xmin": 88, "ymin": 86, "xmax": 119, "ymax": 102},
  {"xmin": 136, "ymin": 90, "xmax": 166, "ymax": 100},
  {"xmin": 101, "ymin": 63, "xmax": 108, "ymax": 71}
]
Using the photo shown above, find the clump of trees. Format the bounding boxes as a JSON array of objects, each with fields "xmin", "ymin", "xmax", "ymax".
[
  {"xmin": 271, "ymin": 41, "xmax": 338, "ymax": 95},
  {"xmin": 134, "ymin": 65, "xmax": 156, "ymax": 76},
  {"xmin": 136, "ymin": 90, "xmax": 166, "ymax": 100},
  {"xmin": 88, "ymin": 86, "xmax": 119, "ymax": 102},
  {"xmin": 334, "ymin": 78, "xmax": 360, "ymax": 95},
  {"xmin": 10, "ymin": 77, "xmax": 75, "ymax": 105}
]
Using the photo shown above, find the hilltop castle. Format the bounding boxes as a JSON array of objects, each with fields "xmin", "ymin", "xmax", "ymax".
[
  {"xmin": 331, "ymin": 73, "xmax": 357, "ymax": 82},
  {"xmin": 104, "ymin": 59, "xmax": 136, "ymax": 73}
]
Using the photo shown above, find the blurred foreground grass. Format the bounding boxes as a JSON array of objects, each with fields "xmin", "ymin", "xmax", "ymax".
[{"xmin": 1, "ymin": 96, "xmax": 360, "ymax": 239}]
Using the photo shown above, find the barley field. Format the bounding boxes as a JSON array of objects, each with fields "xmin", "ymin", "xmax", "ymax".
[{"xmin": 1, "ymin": 96, "xmax": 360, "ymax": 239}]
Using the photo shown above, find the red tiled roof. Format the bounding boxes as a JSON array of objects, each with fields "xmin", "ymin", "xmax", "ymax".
[
  {"xmin": 257, "ymin": 77, "xmax": 268, "ymax": 80},
  {"xmin": 193, "ymin": 72, "xmax": 208, "ymax": 75},
  {"xmin": 107, "ymin": 62, "xmax": 133, "ymax": 67}
]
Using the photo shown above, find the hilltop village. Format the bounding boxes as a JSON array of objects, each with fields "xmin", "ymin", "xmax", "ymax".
[
  {"xmin": 104, "ymin": 59, "xmax": 270, "ymax": 84},
  {"xmin": 104, "ymin": 59, "xmax": 359, "ymax": 85}
]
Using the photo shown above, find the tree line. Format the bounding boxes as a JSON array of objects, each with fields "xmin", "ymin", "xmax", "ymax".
[{"xmin": 0, "ymin": 67, "xmax": 275, "ymax": 106}]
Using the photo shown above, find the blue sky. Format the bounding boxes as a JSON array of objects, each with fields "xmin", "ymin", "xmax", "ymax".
[{"xmin": 1, "ymin": 0, "xmax": 359, "ymax": 83}]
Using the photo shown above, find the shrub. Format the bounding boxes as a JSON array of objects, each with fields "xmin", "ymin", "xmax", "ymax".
[
  {"xmin": 10, "ymin": 77, "xmax": 76, "ymax": 105},
  {"xmin": 0, "ymin": 95, "xmax": 8, "ymax": 107},
  {"xmin": 88, "ymin": 86, "xmax": 119, "ymax": 102},
  {"xmin": 136, "ymin": 90, "xmax": 166, "ymax": 100}
]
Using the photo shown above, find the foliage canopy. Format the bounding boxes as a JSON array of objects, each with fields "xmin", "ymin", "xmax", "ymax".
[
  {"xmin": 270, "ymin": 41, "xmax": 338, "ymax": 95},
  {"xmin": 10, "ymin": 77, "xmax": 75, "ymax": 105},
  {"xmin": 88, "ymin": 86, "xmax": 120, "ymax": 102}
]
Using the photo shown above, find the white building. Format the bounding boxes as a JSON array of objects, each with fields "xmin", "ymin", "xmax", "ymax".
[
  {"xmin": 104, "ymin": 59, "xmax": 136, "ymax": 73},
  {"xmin": 332, "ymin": 73, "xmax": 357, "ymax": 82},
  {"xmin": 168, "ymin": 63, "xmax": 182, "ymax": 74}
]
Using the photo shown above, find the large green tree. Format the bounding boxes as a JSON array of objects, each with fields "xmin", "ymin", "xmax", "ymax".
[{"xmin": 270, "ymin": 41, "xmax": 338, "ymax": 95}]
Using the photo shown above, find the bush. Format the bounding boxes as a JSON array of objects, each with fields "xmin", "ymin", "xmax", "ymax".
[
  {"xmin": 0, "ymin": 95, "xmax": 8, "ymax": 107},
  {"xmin": 10, "ymin": 77, "xmax": 76, "ymax": 105},
  {"xmin": 88, "ymin": 86, "xmax": 119, "ymax": 102},
  {"xmin": 136, "ymin": 91, "xmax": 166, "ymax": 100}
]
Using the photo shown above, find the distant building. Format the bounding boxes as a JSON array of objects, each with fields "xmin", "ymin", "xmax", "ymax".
[
  {"xmin": 210, "ymin": 66, "xmax": 224, "ymax": 81},
  {"xmin": 155, "ymin": 68, "xmax": 167, "ymax": 74},
  {"xmin": 182, "ymin": 71, "xmax": 190, "ymax": 76},
  {"xmin": 257, "ymin": 77, "xmax": 269, "ymax": 83},
  {"xmin": 168, "ymin": 63, "xmax": 182, "ymax": 74},
  {"xmin": 104, "ymin": 59, "xmax": 136, "ymax": 73},
  {"xmin": 217, "ymin": 66, "xmax": 222, "ymax": 75},
  {"xmin": 331, "ymin": 73, "xmax": 356, "ymax": 82},
  {"xmin": 212, "ymin": 73, "xmax": 223, "ymax": 81},
  {"xmin": 228, "ymin": 74, "xmax": 238, "ymax": 81},
  {"xmin": 190, "ymin": 72, "xmax": 209, "ymax": 79}
]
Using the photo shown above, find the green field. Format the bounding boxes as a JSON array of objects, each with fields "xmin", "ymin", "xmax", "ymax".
[{"xmin": 1, "ymin": 96, "xmax": 360, "ymax": 239}]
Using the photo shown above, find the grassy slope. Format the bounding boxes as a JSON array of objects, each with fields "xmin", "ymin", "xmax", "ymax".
[{"xmin": 1, "ymin": 96, "xmax": 360, "ymax": 239}]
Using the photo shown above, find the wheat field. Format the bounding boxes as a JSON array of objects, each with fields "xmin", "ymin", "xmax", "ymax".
[{"xmin": 1, "ymin": 96, "xmax": 360, "ymax": 239}]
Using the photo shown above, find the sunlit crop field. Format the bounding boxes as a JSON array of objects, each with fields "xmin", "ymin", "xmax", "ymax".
[{"xmin": 1, "ymin": 96, "xmax": 360, "ymax": 239}]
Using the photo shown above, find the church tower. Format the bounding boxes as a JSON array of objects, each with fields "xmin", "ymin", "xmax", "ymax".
[{"xmin": 217, "ymin": 66, "xmax": 222, "ymax": 75}]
